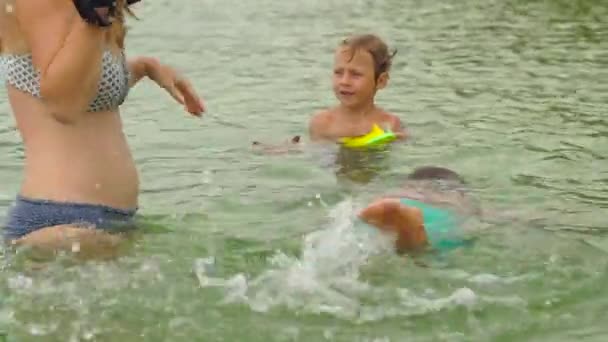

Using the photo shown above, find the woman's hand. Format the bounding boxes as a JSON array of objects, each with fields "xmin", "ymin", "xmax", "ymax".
[
  {"xmin": 149, "ymin": 59, "xmax": 205, "ymax": 116},
  {"xmin": 129, "ymin": 57, "xmax": 205, "ymax": 116}
]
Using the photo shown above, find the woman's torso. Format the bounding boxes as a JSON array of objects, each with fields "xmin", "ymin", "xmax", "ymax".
[
  {"xmin": 8, "ymin": 89, "xmax": 139, "ymax": 209},
  {"xmin": 2, "ymin": 5, "xmax": 139, "ymax": 210}
]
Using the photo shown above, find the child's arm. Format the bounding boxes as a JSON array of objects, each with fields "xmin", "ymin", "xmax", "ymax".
[
  {"xmin": 358, "ymin": 198, "xmax": 428, "ymax": 253},
  {"xmin": 251, "ymin": 136, "xmax": 302, "ymax": 155},
  {"xmin": 389, "ymin": 116, "xmax": 408, "ymax": 140}
]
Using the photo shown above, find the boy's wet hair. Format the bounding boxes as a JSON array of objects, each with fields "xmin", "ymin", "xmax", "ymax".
[
  {"xmin": 406, "ymin": 166, "xmax": 467, "ymax": 186},
  {"xmin": 340, "ymin": 34, "xmax": 397, "ymax": 79}
]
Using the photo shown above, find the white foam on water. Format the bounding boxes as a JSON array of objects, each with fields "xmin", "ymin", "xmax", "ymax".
[{"xmin": 195, "ymin": 199, "xmax": 395, "ymax": 318}]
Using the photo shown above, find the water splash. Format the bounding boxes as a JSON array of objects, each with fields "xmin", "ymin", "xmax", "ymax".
[
  {"xmin": 195, "ymin": 199, "xmax": 394, "ymax": 318},
  {"xmin": 193, "ymin": 200, "xmax": 524, "ymax": 321}
]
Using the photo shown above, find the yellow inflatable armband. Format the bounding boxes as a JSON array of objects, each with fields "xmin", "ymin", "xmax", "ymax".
[{"xmin": 340, "ymin": 124, "xmax": 397, "ymax": 148}]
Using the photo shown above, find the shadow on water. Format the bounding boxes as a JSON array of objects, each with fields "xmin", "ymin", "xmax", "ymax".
[{"xmin": 333, "ymin": 146, "xmax": 395, "ymax": 185}]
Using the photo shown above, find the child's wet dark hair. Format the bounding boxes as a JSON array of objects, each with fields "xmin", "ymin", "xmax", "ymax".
[
  {"xmin": 340, "ymin": 34, "xmax": 397, "ymax": 79},
  {"xmin": 406, "ymin": 166, "xmax": 480, "ymax": 215},
  {"xmin": 406, "ymin": 166, "xmax": 469, "ymax": 194},
  {"xmin": 406, "ymin": 166, "xmax": 467, "ymax": 185}
]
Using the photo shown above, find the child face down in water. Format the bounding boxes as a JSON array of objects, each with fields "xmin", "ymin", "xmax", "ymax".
[{"xmin": 358, "ymin": 166, "xmax": 477, "ymax": 254}]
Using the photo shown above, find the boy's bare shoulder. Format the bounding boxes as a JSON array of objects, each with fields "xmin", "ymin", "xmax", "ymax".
[
  {"xmin": 309, "ymin": 108, "xmax": 340, "ymax": 140},
  {"xmin": 310, "ymin": 108, "xmax": 339, "ymax": 123}
]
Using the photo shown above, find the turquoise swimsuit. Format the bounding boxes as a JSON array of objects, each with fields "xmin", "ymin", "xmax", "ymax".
[{"xmin": 399, "ymin": 198, "xmax": 471, "ymax": 252}]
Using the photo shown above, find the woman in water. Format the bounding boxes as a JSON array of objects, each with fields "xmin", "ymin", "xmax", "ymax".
[{"xmin": 1, "ymin": 0, "xmax": 204, "ymax": 255}]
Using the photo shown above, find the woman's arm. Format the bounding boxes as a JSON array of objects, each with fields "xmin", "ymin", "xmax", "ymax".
[
  {"xmin": 126, "ymin": 56, "xmax": 148, "ymax": 88},
  {"xmin": 127, "ymin": 56, "xmax": 205, "ymax": 116},
  {"xmin": 15, "ymin": 0, "xmax": 108, "ymax": 124}
]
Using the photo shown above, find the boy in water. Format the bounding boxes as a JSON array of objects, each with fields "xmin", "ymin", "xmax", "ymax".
[
  {"xmin": 252, "ymin": 34, "xmax": 405, "ymax": 152},
  {"xmin": 357, "ymin": 166, "xmax": 478, "ymax": 253},
  {"xmin": 309, "ymin": 34, "xmax": 407, "ymax": 144}
]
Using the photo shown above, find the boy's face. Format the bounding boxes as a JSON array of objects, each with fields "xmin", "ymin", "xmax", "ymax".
[{"xmin": 332, "ymin": 46, "xmax": 388, "ymax": 110}]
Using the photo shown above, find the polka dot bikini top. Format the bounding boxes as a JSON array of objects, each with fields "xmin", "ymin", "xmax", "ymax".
[{"xmin": 2, "ymin": 50, "xmax": 131, "ymax": 112}]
